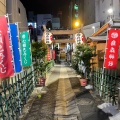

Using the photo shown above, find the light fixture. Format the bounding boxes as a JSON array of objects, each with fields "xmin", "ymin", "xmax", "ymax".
[
  {"xmin": 107, "ymin": 8, "xmax": 113, "ymax": 14},
  {"xmin": 75, "ymin": 21, "xmax": 79, "ymax": 27},
  {"xmin": 92, "ymin": 26, "xmax": 95, "ymax": 33},
  {"xmin": 107, "ymin": 8, "xmax": 113, "ymax": 20}
]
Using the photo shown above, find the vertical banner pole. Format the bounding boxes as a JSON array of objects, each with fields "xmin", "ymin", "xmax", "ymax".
[
  {"xmin": 28, "ymin": 30, "xmax": 32, "ymax": 65},
  {"xmin": 6, "ymin": 14, "xmax": 16, "ymax": 74},
  {"xmin": 16, "ymin": 22, "xmax": 22, "ymax": 71},
  {"xmin": 7, "ymin": 14, "xmax": 22, "ymax": 114},
  {"xmin": 101, "ymin": 27, "xmax": 120, "ymax": 97},
  {"xmin": 10, "ymin": 23, "xmax": 22, "ymax": 73},
  {"xmin": 58, "ymin": 43, "xmax": 59, "ymax": 49},
  {"xmin": 100, "ymin": 28, "xmax": 109, "ymax": 97},
  {"xmin": 28, "ymin": 30, "xmax": 35, "ymax": 87}
]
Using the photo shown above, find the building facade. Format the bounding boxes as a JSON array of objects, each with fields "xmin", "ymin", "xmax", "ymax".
[
  {"xmin": 83, "ymin": 0, "xmax": 96, "ymax": 26},
  {"xmin": 71, "ymin": 0, "xmax": 120, "ymax": 38},
  {"xmin": 52, "ymin": 18, "xmax": 60, "ymax": 29},
  {"xmin": 69, "ymin": 0, "xmax": 120, "ymax": 28},
  {"xmin": 68, "ymin": 0, "xmax": 120, "ymax": 70},
  {"xmin": 85, "ymin": 0, "xmax": 120, "ymax": 70},
  {"xmin": 94, "ymin": 0, "xmax": 120, "ymax": 26},
  {"xmin": 6, "ymin": 0, "xmax": 28, "ymax": 32},
  {"xmin": 83, "ymin": 0, "xmax": 120, "ymax": 26},
  {"xmin": 0, "ymin": 0, "xmax": 6, "ymax": 15}
]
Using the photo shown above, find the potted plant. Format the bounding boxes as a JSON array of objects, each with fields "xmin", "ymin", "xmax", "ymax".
[
  {"xmin": 31, "ymin": 41, "xmax": 48, "ymax": 62},
  {"xmin": 72, "ymin": 43, "xmax": 97, "ymax": 86},
  {"xmin": 31, "ymin": 41, "xmax": 48, "ymax": 86}
]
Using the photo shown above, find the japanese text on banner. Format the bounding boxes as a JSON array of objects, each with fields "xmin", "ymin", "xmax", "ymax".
[
  {"xmin": 20, "ymin": 31, "xmax": 32, "ymax": 67},
  {"xmin": 0, "ymin": 16, "xmax": 14, "ymax": 78},
  {"xmin": 104, "ymin": 29, "xmax": 120, "ymax": 69},
  {"xmin": 10, "ymin": 23, "xmax": 22, "ymax": 72}
]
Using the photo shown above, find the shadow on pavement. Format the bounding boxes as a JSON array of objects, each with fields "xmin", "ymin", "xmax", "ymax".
[{"xmin": 69, "ymin": 77, "xmax": 112, "ymax": 120}]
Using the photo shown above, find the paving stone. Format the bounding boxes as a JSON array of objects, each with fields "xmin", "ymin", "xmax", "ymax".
[
  {"xmin": 56, "ymin": 101, "xmax": 67, "ymax": 107},
  {"xmin": 77, "ymin": 98, "xmax": 94, "ymax": 105},
  {"xmin": 57, "ymin": 116, "xmax": 78, "ymax": 120},
  {"xmin": 54, "ymin": 78, "xmax": 80, "ymax": 118},
  {"xmin": 54, "ymin": 106, "xmax": 67, "ymax": 115},
  {"xmin": 66, "ymin": 101, "xmax": 76, "ymax": 106},
  {"xmin": 67, "ymin": 107, "xmax": 80, "ymax": 115}
]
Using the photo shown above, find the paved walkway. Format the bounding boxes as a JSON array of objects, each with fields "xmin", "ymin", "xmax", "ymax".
[{"xmin": 19, "ymin": 61, "xmax": 109, "ymax": 120}]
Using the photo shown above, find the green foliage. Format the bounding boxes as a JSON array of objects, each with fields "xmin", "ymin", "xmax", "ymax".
[
  {"xmin": 72, "ymin": 44, "xmax": 97, "ymax": 78},
  {"xmin": 31, "ymin": 41, "xmax": 47, "ymax": 60},
  {"xmin": 31, "ymin": 41, "xmax": 49, "ymax": 77},
  {"xmin": 39, "ymin": 61, "xmax": 50, "ymax": 76}
]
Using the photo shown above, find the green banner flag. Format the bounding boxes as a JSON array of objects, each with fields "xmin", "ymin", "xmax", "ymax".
[{"xmin": 20, "ymin": 31, "xmax": 32, "ymax": 67}]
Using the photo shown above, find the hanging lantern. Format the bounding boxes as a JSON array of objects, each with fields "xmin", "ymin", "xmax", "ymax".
[
  {"xmin": 45, "ymin": 32, "xmax": 53, "ymax": 44},
  {"xmin": 75, "ymin": 33, "xmax": 84, "ymax": 44}
]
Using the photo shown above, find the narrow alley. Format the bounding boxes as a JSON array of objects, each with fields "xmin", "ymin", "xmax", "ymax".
[
  {"xmin": 19, "ymin": 61, "xmax": 105, "ymax": 120},
  {"xmin": 1, "ymin": 1, "xmax": 120, "ymax": 120}
]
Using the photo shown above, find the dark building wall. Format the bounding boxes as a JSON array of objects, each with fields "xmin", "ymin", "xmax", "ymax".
[
  {"xmin": 69, "ymin": 0, "xmax": 83, "ymax": 29},
  {"xmin": 83, "ymin": 0, "xmax": 95, "ymax": 26},
  {"xmin": 79, "ymin": 0, "xmax": 84, "ymax": 26},
  {"xmin": 69, "ymin": 0, "xmax": 96, "ymax": 28}
]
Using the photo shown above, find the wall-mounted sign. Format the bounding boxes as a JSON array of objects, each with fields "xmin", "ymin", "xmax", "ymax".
[{"xmin": 45, "ymin": 32, "xmax": 52, "ymax": 44}]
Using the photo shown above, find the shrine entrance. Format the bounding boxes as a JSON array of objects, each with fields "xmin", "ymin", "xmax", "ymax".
[
  {"xmin": 43, "ymin": 29, "xmax": 84, "ymax": 63},
  {"xmin": 50, "ymin": 29, "xmax": 81, "ymax": 61}
]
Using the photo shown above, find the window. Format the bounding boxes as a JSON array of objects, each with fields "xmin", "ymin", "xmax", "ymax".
[{"xmin": 18, "ymin": 8, "xmax": 20, "ymax": 14}]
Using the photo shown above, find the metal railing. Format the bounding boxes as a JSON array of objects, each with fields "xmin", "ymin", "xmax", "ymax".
[
  {"xmin": 92, "ymin": 67, "xmax": 120, "ymax": 105},
  {"xmin": 0, "ymin": 60, "xmax": 54, "ymax": 120}
]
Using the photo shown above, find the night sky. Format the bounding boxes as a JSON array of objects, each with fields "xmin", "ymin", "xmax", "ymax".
[
  {"xmin": 20, "ymin": 0, "xmax": 70, "ymax": 16},
  {"xmin": 20, "ymin": 0, "xmax": 71, "ymax": 27}
]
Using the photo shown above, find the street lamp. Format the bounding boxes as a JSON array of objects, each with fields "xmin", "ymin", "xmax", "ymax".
[
  {"xmin": 75, "ymin": 21, "xmax": 80, "ymax": 27},
  {"xmin": 92, "ymin": 26, "xmax": 95, "ymax": 33},
  {"xmin": 107, "ymin": 8, "xmax": 113, "ymax": 20}
]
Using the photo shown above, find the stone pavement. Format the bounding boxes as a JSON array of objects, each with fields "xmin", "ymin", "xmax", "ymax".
[
  {"xmin": 19, "ymin": 61, "xmax": 110, "ymax": 120},
  {"xmin": 54, "ymin": 78, "xmax": 80, "ymax": 120}
]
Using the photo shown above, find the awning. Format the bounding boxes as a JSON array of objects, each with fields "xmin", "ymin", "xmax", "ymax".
[
  {"xmin": 91, "ymin": 20, "xmax": 120, "ymax": 37},
  {"xmin": 89, "ymin": 36, "xmax": 107, "ymax": 41},
  {"xmin": 91, "ymin": 23, "xmax": 109, "ymax": 37}
]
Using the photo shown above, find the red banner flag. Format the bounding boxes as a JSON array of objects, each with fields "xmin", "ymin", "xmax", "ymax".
[
  {"xmin": 0, "ymin": 16, "xmax": 14, "ymax": 78},
  {"xmin": 52, "ymin": 50, "xmax": 56, "ymax": 59},
  {"xmin": 104, "ymin": 29, "xmax": 120, "ymax": 69},
  {"xmin": 47, "ymin": 48, "xmax": 51, "ymax": 61}
]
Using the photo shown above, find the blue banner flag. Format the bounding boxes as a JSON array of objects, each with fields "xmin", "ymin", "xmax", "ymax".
[{"xmin": 10, "ymin": 23, "xmax": 22, "ymax": 72}]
